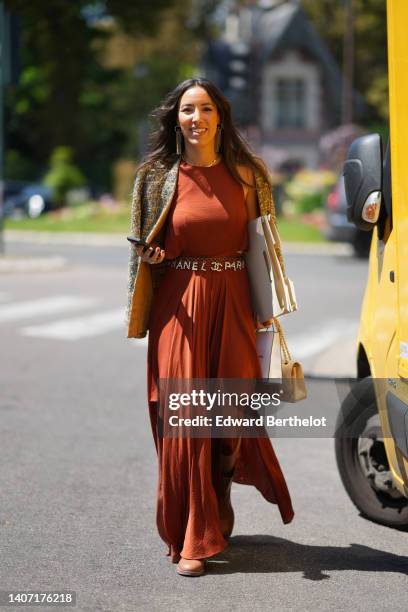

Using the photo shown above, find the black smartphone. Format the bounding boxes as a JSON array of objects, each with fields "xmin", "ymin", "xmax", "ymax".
[{"xmin": 127, "ymin": 236, "xmax": 150, "ymax": 251}]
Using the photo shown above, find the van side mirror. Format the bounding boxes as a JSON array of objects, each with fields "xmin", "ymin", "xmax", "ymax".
[{"xmin": 343, "ymin": 133, "xmax": 383, "ymax": 231}]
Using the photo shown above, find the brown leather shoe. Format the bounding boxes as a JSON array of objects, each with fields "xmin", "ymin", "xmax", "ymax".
[{"xmin": 177, "ymin": 557, "xmax": 206, "ymax": 577}]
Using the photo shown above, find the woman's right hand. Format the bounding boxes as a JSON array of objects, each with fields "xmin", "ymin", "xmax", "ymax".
[{"xmin": 135, "ymin": 243, "xmax": 165, "ymax": 264}]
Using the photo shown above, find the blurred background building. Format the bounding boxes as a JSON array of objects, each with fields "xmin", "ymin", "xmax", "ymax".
[{"xmin": 202, "ymin": 0, "xmax": 365, "ymax": 171}]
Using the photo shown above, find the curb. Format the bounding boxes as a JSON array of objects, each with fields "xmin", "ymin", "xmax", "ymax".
[
  {"xmin": 4, "ymin": 230, "xmax": 354, "ymax": 256},
  {"xmin": 4, "ymin": 230, "xmax": 125, "ymax": 247}
]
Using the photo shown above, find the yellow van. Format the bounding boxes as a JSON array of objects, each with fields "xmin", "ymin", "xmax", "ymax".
[{"xmin": 335, "ymin": 0, "xmax": 408, "ymax": 527}]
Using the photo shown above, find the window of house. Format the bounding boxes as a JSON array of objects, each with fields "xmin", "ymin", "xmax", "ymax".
[{"xmin": 275, "ymin": 78, "xmax": 306, "ymax": 128}]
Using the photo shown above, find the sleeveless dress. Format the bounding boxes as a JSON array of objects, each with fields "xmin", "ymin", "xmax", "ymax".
[{"xmin": 147, "ymin": 159, "xmax": 294, "ymax": 563}]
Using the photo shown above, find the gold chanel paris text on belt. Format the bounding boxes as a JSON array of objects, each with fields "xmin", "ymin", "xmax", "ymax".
[{"xmin": 167, "ymin": 255, "xmax": 245, "ymax": 272}]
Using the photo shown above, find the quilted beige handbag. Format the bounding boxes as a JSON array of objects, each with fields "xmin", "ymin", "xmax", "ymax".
[{"xmin": 273, "ymin": 317, "xmax": 307, "ymax": 402}]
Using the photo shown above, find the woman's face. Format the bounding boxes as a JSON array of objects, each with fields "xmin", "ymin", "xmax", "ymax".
[{"xmin": 177, "ymin": 86, "xmax": 220, "ymax": 152}]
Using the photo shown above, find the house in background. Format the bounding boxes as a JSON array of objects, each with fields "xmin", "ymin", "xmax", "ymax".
[{"xmin": 202, "ymin": 0, "xmax": 365, "ymax": 172}]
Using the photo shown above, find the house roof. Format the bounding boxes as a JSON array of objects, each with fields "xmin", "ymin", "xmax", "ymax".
[
  {"xmin": 253, "ymin": 2, "xmax": 365, "ymax": 121},
  {"xmin": 255, "ymin": 2, "xmax": 298, "ymax": 57}
]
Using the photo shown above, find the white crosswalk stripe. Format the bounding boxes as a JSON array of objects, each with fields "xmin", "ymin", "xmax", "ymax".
[
  {"xmin": 20, "ymin": 308, "xmax": 125, "ymax": 340},
  {"xmin": 131, "ymin": 335, "xmax": 148, "ymax": 346},
  {"xmin": 0, "ymin": 295, "xmax": 97, "ymax": 323},
  {"xmin": 288, "ymin": 318, "xmax": 359, "ymax": 360},
  {"xmin": 0, "ymin": 292, "xmax": 358, "ymax": 350}
]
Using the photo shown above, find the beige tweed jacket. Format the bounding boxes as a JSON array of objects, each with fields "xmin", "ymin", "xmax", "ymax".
[{"xmin": 126, "ymin": 156, "xmax": 284, "ymax": 338}]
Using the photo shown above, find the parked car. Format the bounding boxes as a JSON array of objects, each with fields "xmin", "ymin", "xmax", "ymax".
[
  {"xmin": 3, "ymin": 180, "xmax": 56, "ymax": 219},
  {"xmin": 323, "ymin": 174, "xmax": 371, "ymax": 257}
]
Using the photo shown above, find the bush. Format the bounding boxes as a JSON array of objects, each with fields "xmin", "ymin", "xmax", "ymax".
[
  {"xmin": 282, "ymin": 169, "xmax": 337, "ymax": 215},
  {"xmin": 43, "ymin": 147, "xmax": 86, "ymax": 205}
]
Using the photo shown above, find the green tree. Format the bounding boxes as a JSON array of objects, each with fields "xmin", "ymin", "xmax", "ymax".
[
  {"xmin": 301, "ymin": 0, "xmax": 388, "ymax": 121},
  {"xmin": 43, "ymin": 146, "xmax": 86, "ymax": 205},
  {"xmin": 4, "ymin": 0, "xmax": 205, "ymax": 189}
]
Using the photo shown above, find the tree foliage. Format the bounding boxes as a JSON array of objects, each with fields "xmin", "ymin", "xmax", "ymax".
[
  {"xmin": 4, "ymin": 0, "xmax": 204, "ymax": 188},
  {"xmin": 301, "ymin": 0, "xmax": 388, "ymax": 121}
]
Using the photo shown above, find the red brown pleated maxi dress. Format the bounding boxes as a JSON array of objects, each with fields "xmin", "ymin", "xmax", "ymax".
[{"xmin": 147, "ymin": 159, "xmax": 294, "ymax": 563}]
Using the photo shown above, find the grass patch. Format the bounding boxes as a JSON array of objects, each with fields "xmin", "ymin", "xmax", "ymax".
[
  {"xmin": 277, "ymin": 218, "xmax": 326, "ymax": 242},
  {"xmin": 4, "ymin": 202, "xmax": 131, "ymax": 233},
  {"xmin": 4, "ymin": 203, "xmax": 327, "ymax": 242}
]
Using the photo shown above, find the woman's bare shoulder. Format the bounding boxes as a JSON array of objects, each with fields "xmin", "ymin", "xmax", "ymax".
[{"xmin": 236, "ymin": 164, "xmax": 256, "ymax": 186}]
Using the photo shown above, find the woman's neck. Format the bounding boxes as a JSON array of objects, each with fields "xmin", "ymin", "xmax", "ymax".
[{"xmin": 182, "ymin": 145, "xmax": 218, "ymax": 166}]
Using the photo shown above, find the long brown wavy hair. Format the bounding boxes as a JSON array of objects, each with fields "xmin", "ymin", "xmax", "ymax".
[{"xmin": 138, "ymin": 77, "xmax": 271, "ymax": 188}]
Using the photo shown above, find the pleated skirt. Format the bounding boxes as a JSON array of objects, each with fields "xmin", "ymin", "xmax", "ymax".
[{"xmin": 147, "ymin": 266, "xmax": 294, "ymax": 562}]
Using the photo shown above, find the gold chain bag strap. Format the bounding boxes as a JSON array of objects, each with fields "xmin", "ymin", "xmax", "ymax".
[{"xmin": 272, "ymin": 317, "xmax": 307, "ymax": 402}]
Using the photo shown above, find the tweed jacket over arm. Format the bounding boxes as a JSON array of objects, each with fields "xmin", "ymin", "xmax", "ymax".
[{"xmin": 126, "ymin": 159, "xmax": 284, "ymax": 339}]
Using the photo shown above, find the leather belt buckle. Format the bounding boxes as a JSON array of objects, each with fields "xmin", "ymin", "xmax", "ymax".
[{"xmin": 210, "ymin": 261, "xmax": 223, "ymax": 272}]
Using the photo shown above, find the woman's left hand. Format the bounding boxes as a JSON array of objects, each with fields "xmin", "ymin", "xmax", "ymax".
[
  {"xmin": 134, "ymin": 244, "xmax": 166, "ymax": 264},
  {"xmin": 254, "ymin": 316, "xmax": 274, "ymax": 329}
]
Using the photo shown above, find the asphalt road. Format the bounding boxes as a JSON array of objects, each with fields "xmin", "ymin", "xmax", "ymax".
[{"xmin": 0, "ymin": 239, "xmax": 406, "ymax": 612}]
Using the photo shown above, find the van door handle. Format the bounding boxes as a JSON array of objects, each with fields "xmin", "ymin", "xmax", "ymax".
[{"xmin": 390, "ymin": 271, "xmax": 395, "ymax": 283}]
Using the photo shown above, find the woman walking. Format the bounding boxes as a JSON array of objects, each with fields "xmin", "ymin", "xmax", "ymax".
[{"xmin": 126, "ymin": 78, "xmax": 294, "ymax": 577}]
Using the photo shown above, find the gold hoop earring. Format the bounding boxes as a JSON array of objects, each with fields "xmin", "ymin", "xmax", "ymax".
[
  {"xmin": 174, "ymin": 126, "xmax": 183, "ymax": 156},
  {"xmin": 215, "ymin": 124, "xmax": 223, "ymax": 154}
]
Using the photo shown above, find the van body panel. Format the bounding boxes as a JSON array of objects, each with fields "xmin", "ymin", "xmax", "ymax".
[{"xmin": 363, "ymin": 0, "xmax": 408, "ymax": 491}]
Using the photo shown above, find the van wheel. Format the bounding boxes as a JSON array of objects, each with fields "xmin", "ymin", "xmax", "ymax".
[{"xmin": 335, "ymin": 377, "xmax": 408, "ymax": 527}]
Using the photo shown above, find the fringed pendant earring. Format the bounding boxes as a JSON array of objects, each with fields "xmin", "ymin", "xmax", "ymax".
[
  {"xmin": 215, "ymin": 124, "xmax": 223, "ymax": 154},
  {"xmin": 174, "ymin": 125, "xmax": 183, "ymax": 156}
]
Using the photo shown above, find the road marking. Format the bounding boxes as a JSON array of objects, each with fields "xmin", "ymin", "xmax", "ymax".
[
  {"xmin": 20, "ymin": 308, "xmax": 125, "ymax": 340},
  {"xmin": 287, "ymin": 319, "xmax": 359, "ymax": 360},
  {"xmin": 0, "ymin": 295, "xmax": 98, "ymax": 323},
  {"xmin": 131, "ymin": 335, "xmax": 148, "ymax": 347},
  {"xmin": 131, "ymin": 321, "xmax": 359, "ymax": 358}
]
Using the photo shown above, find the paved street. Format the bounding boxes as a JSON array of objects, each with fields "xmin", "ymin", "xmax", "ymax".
[
  {"xmin": 0, "ymin": 236, "xmax": 406, "ymax": 611},
  {"xmin": 1, "ymin": 233, "xmax": 368, "ymax": 376}
]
